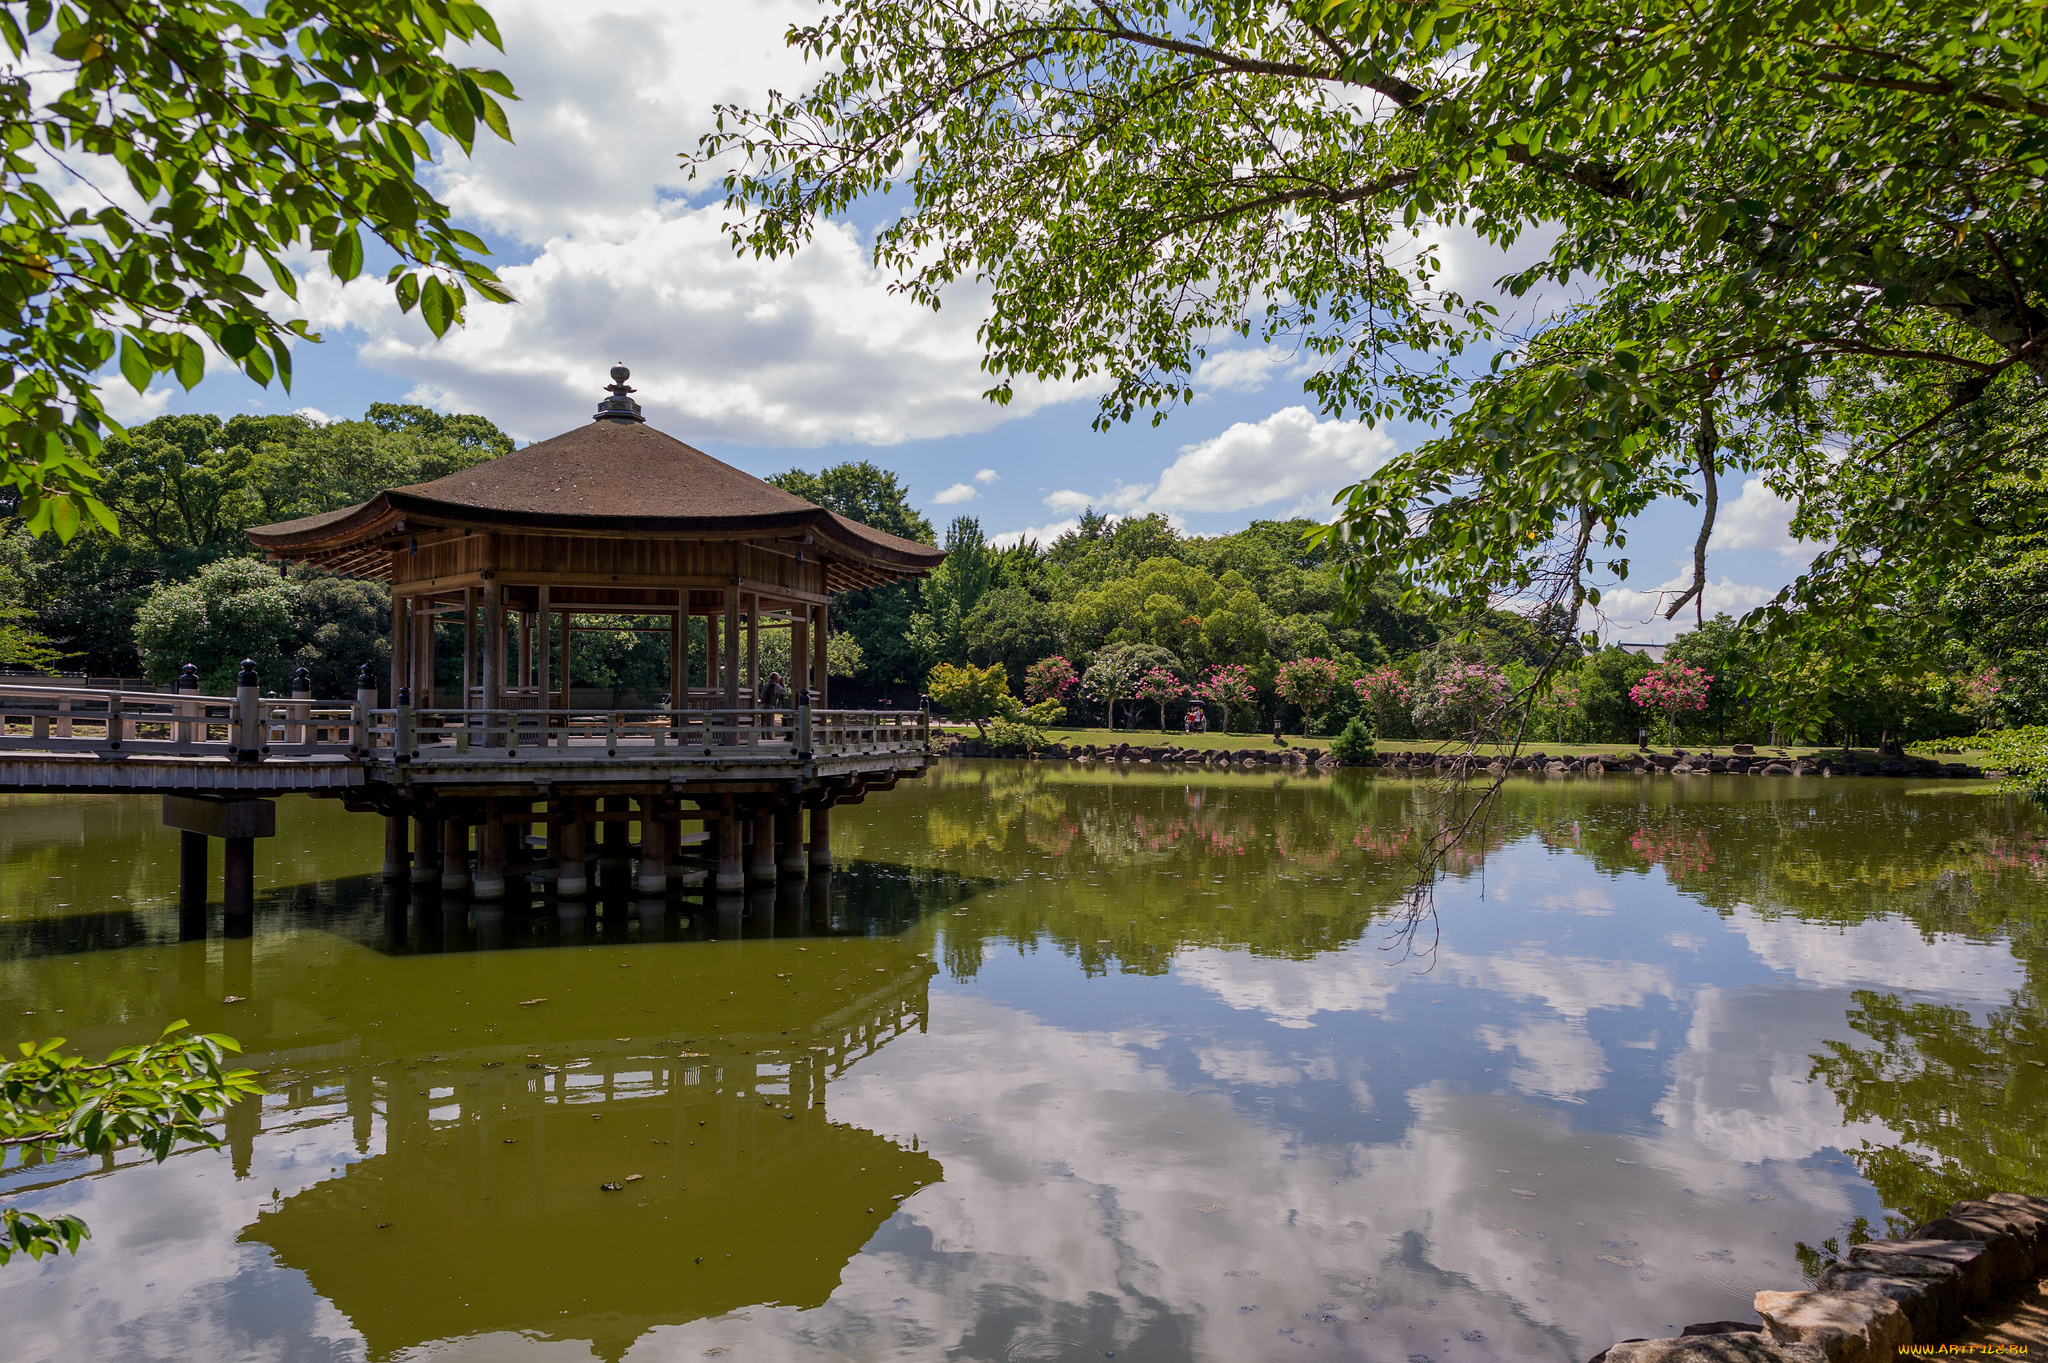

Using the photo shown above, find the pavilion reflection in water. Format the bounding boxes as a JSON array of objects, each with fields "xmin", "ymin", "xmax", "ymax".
[{"xmin": 192, "ymin": 870, "xmax": 968, "ymax": 1361}]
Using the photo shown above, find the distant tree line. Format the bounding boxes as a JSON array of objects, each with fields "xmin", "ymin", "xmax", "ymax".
[
  {"xmin": 6, "ymin": 426, "xmax": 2038, "ymax": 750},
  {"xmin": 0, "ymin": 404, "xmax": 510, "ymax": 694}
]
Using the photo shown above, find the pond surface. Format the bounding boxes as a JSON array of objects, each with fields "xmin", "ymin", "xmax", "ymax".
[{"xmin": 2, "ymin": 763, "xmax": 2045, "ymax": 1362}]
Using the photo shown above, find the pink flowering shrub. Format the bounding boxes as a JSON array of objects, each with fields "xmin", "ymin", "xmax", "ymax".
[
  {"xmin": 1275, "ymin": 657, "xmax": 1341, "ymax": 733},
  {"xmin": 1629, "ymin": 661, "xmax": 1713, "ymax": 742},
  {"xmin": 1195, "ymin": 664, "xmax": 1255, "ymax": 733},
  {"xmin": 1411, "ymin": 661, "xmax": 1510, "ymax": 737},
  {"xmin": 1025, "ymin": 655, "xmax": 1079, "ymax": 704},
  {"xmin": 1134, "ymin": 666, "xmax": 1186, "ymax": 729}
]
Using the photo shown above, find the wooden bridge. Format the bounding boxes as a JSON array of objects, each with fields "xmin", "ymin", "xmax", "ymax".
[{"xmin": 0, "ymin": 675, "xmax": 930, "ymax": 927}]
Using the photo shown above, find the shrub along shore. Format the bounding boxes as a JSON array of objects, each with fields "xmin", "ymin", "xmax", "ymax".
[{"xmin": 936, "ymin": 730, "xmax": 2000, "ymax": 779}]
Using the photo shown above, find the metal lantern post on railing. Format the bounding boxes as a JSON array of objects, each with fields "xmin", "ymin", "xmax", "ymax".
[
  {"xmin": 354, "ymin": 662, "xmax": 378, "ymax": 755},
  {"xmin": 234, "ymin": 659, "xmax": 264, "ymax": 762},
  {"xmin": 395, "ymin": 686, "xmax": 414, "ymax": 764},
  {"xmin": 177, "ymin": 662, "xmax": 200, "ymax": 746},
  {"xmin": 289, "ymin": 666, "xmax": 312, "ymax": 747}
]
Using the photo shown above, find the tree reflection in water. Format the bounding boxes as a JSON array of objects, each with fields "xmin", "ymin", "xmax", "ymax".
[{"xmin": 897, "ymin": 763, "xmax": 2048, "ymax": 1230}]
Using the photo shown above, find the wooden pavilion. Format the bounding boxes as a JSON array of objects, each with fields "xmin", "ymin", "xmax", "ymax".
[{"xmin": 237, "ymin": 365, "xmax": 945, "ymax": 901}]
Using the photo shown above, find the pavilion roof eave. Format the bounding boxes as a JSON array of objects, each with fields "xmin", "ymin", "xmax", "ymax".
[{"xmin": 248, "ymin": 496, "xmax": 940, "ymax": 583}]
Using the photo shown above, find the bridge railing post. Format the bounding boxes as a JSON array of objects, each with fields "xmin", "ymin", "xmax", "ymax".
[
  {"xmin": 796, "ymin": 690, "xmax": 813, "ymax": 759},
  {"xmin": 106, "ymin": 690, "xmax": 124, "ymax": 751},
  {"xmin": 233, "ymin": 659, "xmax": 265, "ymax": 762},
  {"xmin": 177, "ymin": 663, "xmax": 200, "ymax": 747},
  {"xmin": 353, "ymin": 662, "xmax": 377, "ymax": 754},
  {"xmin": 289, "ymin": 666, "xmax": 311, "ymax": 747},
  {"xmin": 395, "ymin": 687, "xmax": 414, "ymax": 764}
]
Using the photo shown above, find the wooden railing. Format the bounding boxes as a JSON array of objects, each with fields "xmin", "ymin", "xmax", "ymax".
[
  {"xmin": 0, "ymin": 682, "xmax": 362, "ymax": 758},
  {"xmin": 356, "ymin": 704, "xmax": 930, "ymax": 765},
  {"xmin": 1, "ymin": 682, "xmax": 930, "ymax": 766}
]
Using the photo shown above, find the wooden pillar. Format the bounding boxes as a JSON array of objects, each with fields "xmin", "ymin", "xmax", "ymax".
[
  {"xmin": 461, "ymin": 584, "xmax": 476, "ymax": 707},
  {"xmin": 441, "ymin": 812, "xmax": 471, "ymax": 891},
  {"xmin": 777, "ymin": 806, "xmax": 806, "ymax": 876},
  {"xmin": 557, "ymin": 798, "xmax": 588, "ymax": 897},
  {"xmin": 559, "ymin": 611, "xmax": 573, "ymax": 709},
  {"xmin": 474, "ymin": 801, "xmax": 507, "ymax": 900},
  {"xmin": 179, "ymin": 830, "xmax": 208, "ymax": 917},
  {"xmin": 638, "ymin": 798, "xmax": 669, "ymax": 895},
  {"xmin": 223, "ymin": 836, "xmax": 255, "ymax": 925},
  {"xmin": 812, "ymin": 604, "xmax": 829, "ymax": 709},
  {"xmin": 715, "ymin": 799, "xmax": 744, "ymax": 892},
  {"xmin": 791, "ymin": 612, "xmax": 810, "ymax": 696},
  {"xmin": 415, "ymin": 596, "xmax": 436, "ymax": 707},
  {"xmin": 809, "ymin": 803, "xmax": 832, "ymax": 870},
  {"xmin": 745, "ymin": 592, "xmax": 759, "ymax": 703},
  {"xmin": 483, "ymin": 585, "xmax": 505, "ymax": 744},
  {"xmin": 707, "ymin": 613, "xmax": 720, "ymax": 692},
  {"xmin": 668, "ymin": 609, "xmax": 683, "ymax": 707},
  {"xmin": 722, "ymin": 591, "xmax": 740, "ymax": 709},
  {"xmin": 750, "ymin": 806, "xmax": 777, "ymax": 883},
  {"xmin": 390, "ymin": 592, "xmax": 407, "ymax": 706},
  {"xmin": 537, "ymin": 585, "xmax": 552, "ymax": 719},
  {"xmin": 382, "ymin": 816, "xmax": 408, "ymax": 878},
  {"xmin": 411, "ymin": 814, "xmax": 441, "ymax": 885}
]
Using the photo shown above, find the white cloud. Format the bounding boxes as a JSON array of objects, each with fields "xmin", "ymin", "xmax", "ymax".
[
  {"xmin": 279, "ymin": 209, "xmax": 1083, "ymax": 446},
  {"xmin": 1140, "ymin": 407, "xmax": 1395, "ymax": 516},
  {"xmin": 974, "ymin": 468, "xmax": 1000, "ymax": 484},
  {"xmin": 1711, "ymin": 478, "xmax": 1813, "ymax": 560},
  {"xmin": 1193, "ymin": 348, "xmax": 1298, "ymax": 394},
  {"xmin": 1035, "ymin": 408, "xmax": 1397, "ymax": 523},
  {"xmin": 98, "ymin": 385, "xmax": 173, "ymax": 425},
  {"xmin": 434, "ymin": 0, "xmax": 817, "ymax": 245},
  {"xmin": 988, "ymin": 517, "xmax": 1085, "ymax": 550},
  {"xmin": 930, "ymin": 482, "xmax": 978, "ymax": 505},
  {"xmin": 223, "ymin": 0, "xmax": 1089, "ymax": 448},
  {"xmin": 1588, "ymin": 573, "xmax": 1783, "ymax": 644}
]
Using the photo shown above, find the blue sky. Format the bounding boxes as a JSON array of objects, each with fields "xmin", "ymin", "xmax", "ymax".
[{"xmin": 98, "ymin": 0, "xmax": 1814, "ymax": 643}]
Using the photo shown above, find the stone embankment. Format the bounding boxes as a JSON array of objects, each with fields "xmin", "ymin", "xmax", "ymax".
[
  {"xmin": 1587, "ymin": 1194, "xmax": 2048, "ymax": 1361},
  {"xmin": 936, "ymin": 738, "xmax": 1993, "ymax": 780}
]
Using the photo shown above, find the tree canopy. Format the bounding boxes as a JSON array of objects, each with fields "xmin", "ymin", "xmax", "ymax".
[
  {"xmin": 1, "ymin": 0, "xmax": 517, "ymax": 538},
  {"xmin": 697, "ymin": 0, "xmax": 2047, "ymax": 674}
]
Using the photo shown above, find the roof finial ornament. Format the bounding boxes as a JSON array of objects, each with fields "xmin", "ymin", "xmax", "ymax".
[{"xmin": 594, "ymin": 362, "xmax": 645, "ymax": 424}]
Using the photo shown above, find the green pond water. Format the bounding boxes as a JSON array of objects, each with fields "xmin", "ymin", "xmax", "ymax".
[{"xmin": 1, "ymin": 763, "xmax": 2045, "ymax": 1362}]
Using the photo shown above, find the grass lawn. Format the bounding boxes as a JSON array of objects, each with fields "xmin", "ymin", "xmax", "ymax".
[{"xmin": 931, "ymin": 723, "xmax": 1999, "ymax": 765}]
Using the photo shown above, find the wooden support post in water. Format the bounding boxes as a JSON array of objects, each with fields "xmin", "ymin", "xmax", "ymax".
[
  {"xmin": 179, "ymin": 830, "xmax": 208, "ymax": 920},
  {"xmin": 715, "ymin": 799, "xmax": 744, "ymax": 892},
  {"xmin": 412, "ymin": 814, "xmax": 441, "ymax": 885},
  {"xmin": 382, "ymin": 816, "xmax": 408, "ymax": 878},
  {"xmin": 778, "ymin": 805, "xmax": 806, "ymax": 876},
  {"xmin": 809, "ymin": 804, "xmax": 832, "ymax": 870},
  {"xmin": 474, "ymin": 801, "xmax": 507, "ymax": 901},
  {"xmin": 441, "ymin": 812, "xmax": 471, "ymax": 892},
  {"xmin": 599, "ymin": 795, "xmax": 629, "ymax": 871},
  {"xmin": 637, "ymin": 798, "xmax": 669, "ymax": 895},
  {"xmin": 223, "ymin": 836, "xmax": 255, "ymax": 926},
  {"xmin": 557, "ymin": 798, "xmax": 588, "ymax": 897},
  {"xmin": 750, "ymin": 806, "xmax": 777, "ymax": 883}
]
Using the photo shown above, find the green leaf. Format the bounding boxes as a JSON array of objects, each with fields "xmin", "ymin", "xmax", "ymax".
[
  {"xmin": 327, "ymin": 227, "xmax": 363, "ymax": 282},
  {"xmin": 118, "ymin": 335, "xmax": 151, "ymax": 393},
  {"xmin": 420, "ymin": 275, "xmax": 452, "ymax": 337}
]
